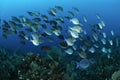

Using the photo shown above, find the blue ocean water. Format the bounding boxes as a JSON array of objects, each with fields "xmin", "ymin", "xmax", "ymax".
[{"xmin": 0, "ymin": 0, "xmax": 120, "ymax": 53}]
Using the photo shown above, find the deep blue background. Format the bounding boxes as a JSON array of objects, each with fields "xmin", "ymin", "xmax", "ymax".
[{"xmin": 0, "ymin": 0, "xmax": 120, "ymax": 54}]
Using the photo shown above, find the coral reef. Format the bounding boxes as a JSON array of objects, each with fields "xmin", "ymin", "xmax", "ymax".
[{"xmin": 0, "ymin": 47, "xmax": 120, "ymax": 80}]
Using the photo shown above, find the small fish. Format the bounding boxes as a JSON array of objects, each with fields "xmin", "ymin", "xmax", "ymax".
[
  {"xmin": 44, "ymin": 30, "xmax": 53, "ymax": 36},
  {"xmin": 78, "ymin": 51, "xmax": 87, "ymax": 58},
  {"xmin": 41, "ymin": 33, "xmax": 49, "ymax": 37},
  {"xmin": 80, "ymin": 46, "xmax": 87, "ymax": 52},
  {"xmin": 93, "ymin": 44, "xmax": 99, "ymax": 48},
  {"xmin": 27, "ymin": 11, "xmax": 40, "ymax": 16},
  {"xmin": 72, "ymin": 44, "xmax": 77, "ymax": 50},
  {"xmin": 65, "ymin": 38, "xmax": 76, "ymax": 46},
  {"xmin": 53, "ymin": 29, "xmax": 61, "ymax": 36},
  {"xmin": 55, "ymin": 6, "xmax": 63, "ymax": 12},
  {"xmin": 101, "ymin": 38, "xmax": 106, "ymax": 45},
  {"xmin": 76, "ymin": 58, "xmax": 90, "ymax": 69},
  {"xmin": 89, "ymin": 47, "xmax": 95, "ymax": 53},
  {"xmin": 92, "ymin": 33, "xmax": 98, "ymax": 41},
  {"xmin": 97, "ymin": 23, "xmax": 103, "ymax": 30},
  {"xmin": 102, "ymin": 32, "xmax": 107, "ymax": 38},
  {"xmin": 49, "ymin": 20, "xmax": 57, "ymax": 27},
  {"xmin": 65, "ymin": 48, "xmax": 73, "ymax": 55},
  {"xmin": 84, "ymin": 40, "xmax": 91, "ymax": 46},
  {"xmin": 57, "ymin": 35, "xmax": 64, "ymax": 40},
  {"xmin": 46, "ymin": 36, "xmax": 54, "ymax": 42},
  {"xmin": 73, "ymin": 7, "xmax": 79, "ymax": 13},
  {"xmin": 78, "ymin": 35, "xmax": 83, "ymax": 41},
  {"xmin": 48, "ymin": 8, "xmax": 57, "ymax": 16},
  {"xmin": 30, "ymin": 33, "xmax": 41, "ymax": 46},
  {"xmin": 69, "ymin": 29, "xmax": 79, "ymax": 38},
  {"xmin": 101, "ymin": 47, "xmax": 107, "ymax": 53},
  {"xmin": 41, "ymin": 15, "xmax": 49, "ymax": 23},
  {"xmin": 41, "ymin": 24, "xmax": 47, "ymax": 29},
  {"xmin": 83, "ymin": 16, "xmax": 87, "ymax": 22},
  {"xmin": 96, "ymin": 13, "xmax": 101, "ymax": 20},
  {"xmin": 110, "ymin": 30, "xmax": 114, "ymax": 36},
  {"xmin": 70, "ymin": 18, "xmax": 80, "ymax": 25},
  {"xmin": 11, "ymin": 16, "xmax": 21, "ymax": 23},
  {"xmin": 32, "ymin": 18, "xmax": 41, "ymax": 23},
  {"xmin": 40, "ymin": 45, "xmax": 52, "ymax": 51},
  {"xmin": 68, "ymin": 11, "xmax": 74, "ymax": 17},
  {"xmin": 58, "ymin": 41, "xmax": 68, "ymax": 48},
  {"xmin": 108, "ymin": 39, "xmax": 113, "ymax": 46},
  {"xmin": 56, "ymin": 17, "xmax": 64, "ymax": 24},
  {"xmin": 70, "ymin": 25, "xmax": 83, "ymax": 33},
  {"xmin": 108, "ymin": 48, "xmax": 112, "ymax": 53}
]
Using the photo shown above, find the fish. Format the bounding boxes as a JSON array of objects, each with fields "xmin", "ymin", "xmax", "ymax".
[
  {"xmin": 70, "ymin": 18, "xmax": 80, "ymax": 25},
  {"xmin": 56, "ymin": 17, "xmax": 64, "ymax": 24},
  {"xmin": 78, "ymin": 51, "xmax": 87, "ymax": 58},
  {"xmin": 46, "ymin": 36, "xmax": 54, "ymax": 42},
  {"xmin": 58, "ymin": 41, "xmax": 68, "ymax": 48},
  {"xmin": 49, "ymin": 20, "xmax": 57, "ymax": 27},
  {"xmin": 65, "ymin": 37, "xmax": 76, "ymax": 46},
  {"xmin": 24, "ymin": 35, "xmax": 30, "ymax": 40},
  {"xmin": 84, "ymin": 40, "xmax": 92, "ymax": 46},
  {"xmin": 108, "ymin": 48, "xmax": 112, "ymax": 53},
  {"xmin": 83, "ymin": 16, "xmax": 87, "ymax": 22},
  {"xmin": 30, "ymin": 33, "xmax": 41, "ymax": 46},
  {"xmin": 80, "ymin": 46, "xmax": 87, "ymax": 52},
  {"xmin": 41, "ymin": 32, "xmax": 49, "ymax": 37},
  {"xmin": 70, "ymin": 25, "xmax": 83, "ymax": 33},
  {"xmin": 110, "ymin": 30, "xmax": 114, "ymax": 36},
  {"xmin": 92, "ymin": 32, "xmax": 98, "ymax": 41},
  {"xmin": 55, "ymin": 6, "xmax": 63, "ymax": 12},
  {"xmin": 41, "ymin": 15, "xmax": 49, "ymax": 23},
  {"xmin": 68, "ymin": 29, "xmax": 79, "ymax": 38},
  {"xmin": 41, "ymin": 24, "xmax": 47, "ymax": 29},
  {"xmin": 11, "ymin": 16, "xmax": 21, "ymax": 23},
  {"xmin": 72, "ymin": 7, "xmax": 79, "ymax": 13},
  {"xmin": 40, "ymin": 45, "xmax": 52, "ymax": 51},
  {"xmin": 76, "ymin": 58, "xmax": 90, "ymax": 69},
  {"xmin": 108, "ymin": 39, "xmax": 113, "ymax": 46},
  {"xmin": 68, "ymin": 11, "xmax": 74, "ymax": 17},
  {"xmin": 48, "ymin": 8, "xmax": 57, "ymax": 16},
  {"xmin": 101, "ymin": 38, "xmax": 106, "ymax": 45},
  {"xmin": 89, "ymin": 47, "xmax": 95, "ymax": 53},
  {"xmin": 102, "ymin": 32, "xmax": 107, "ymax": 38},
  {"xmin": 65, "ymin": 16, "xmax": 71, "ymax": 20},
  {"xmin": 27, "ymin": 11, "xmax": 40, "ymax": 16},
  {"xmin": 44, "ymin": 30, "xmax": 53, "ymax": 36},
  {"xmin": 93, "ymin": 44, "xmax": 99, "ymax": 48},
  {"xmin": 52, "ymin": 29, "xmax": 61, "ymax": 36},
  {"xmin": 72, "ymin": 44, "xmax": 77, "ymax": 50},
  {"xmin": 96, "ymin": 13, "xmax": 101, "ymax": 20},
  {"xmin": 101, "ymin": 47, "xmax": 107, "ymax": 53},
  {"xmin": 78, "ymin": 35, "xmax": 83, "ymax": 41},
  {"xmin": 65, "ymin": 48, "xmax": 73, "ymax": 55},
  {"xmin": 57, "ymin": 35, "xmax": 64, "ymax": 40},
  {"xmin": 32, "ymin": 18, "xmax": 41, "ymax": 23}
]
